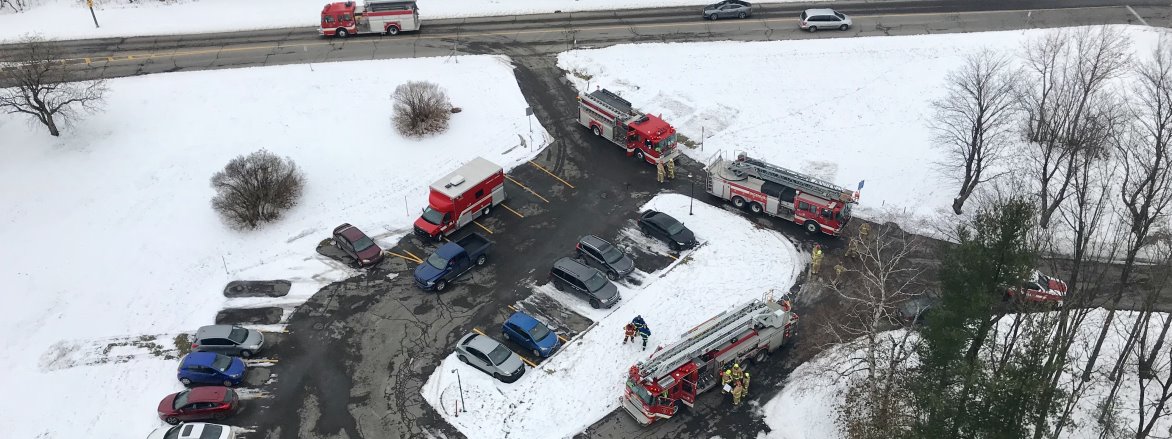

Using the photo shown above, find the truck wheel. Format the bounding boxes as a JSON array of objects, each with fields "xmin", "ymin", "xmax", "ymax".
[
  {"xmin": 635, "ymin": 150, "xmax": 646, "ymax": 162},
  {"xmin": 750, "ymin": 202, "xmax": 763, "ymax": 214},
  {"xmin": 805, "ymin": 221, "xmax": 820, "ymax": 234},
  {"xmin": 435, "ymin": 280, "xmax": 447, "ymax": 292},
  {"xmin": 592, "ymin": 126, "xmax": 601, "ymax": 137},
  {"xmin": 336, "ymin": 28, "xmax": 349, "ymax": 38},
  {"xmin": 476, "ymin": 255, "xmax": 487, "ymax": 266},
  {"xmin": 732, "ymin": 196, "xmax": 746, "ymax": 208},
  {"xmin": 386, "ymin": 26, "xmax": 400, "ymax": 36},
  {"xmin": 752, "ymin": 349, "xmax": 768, "ymax": 364},
  {"xmin": 482, "ymin": 205, "xmax": 492, "ymax": 216}
]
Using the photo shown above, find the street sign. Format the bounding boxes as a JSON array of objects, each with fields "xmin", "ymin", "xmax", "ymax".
[{"xmin": 524, "ymin": 107, "xmax": 533, "ymax": 116}]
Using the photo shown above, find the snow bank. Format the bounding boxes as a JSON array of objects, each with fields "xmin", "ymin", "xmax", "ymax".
[
  {"xmin": 557, "ymin": 26, "xmax": 1167, "ymax": 229},
  {"xmin": 0, "ymin": 54, "xmax": 547, "ymax": 438},
  {"xmin": 0, "ymin": 0, "xmax": 819, "ymax": 42},
  {"xmin": 421, "ymin": 193, "xmax": 802, "ymax": 439}
]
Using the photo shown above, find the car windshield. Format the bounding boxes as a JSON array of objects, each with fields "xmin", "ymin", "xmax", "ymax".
[
  {"xmin": 585, "ymin": 272, "xmax": 608, "ymax": 291},
  {"xmin": 600, "ymin": 245, "xmax": 624, "ymax": 264},
  {"xmin": 172, "ymin": 390, "xmax": 190, "ymax": 409},
  {"xmin": 487, "ymin": 344, "xmax": 513, "ymax": 365},
  {"xmin": 421, "ymin": 207, "xmax": 444, "ymax": 225},
  {"xmin": 527, "ymin": 322, "xmax": 551, "ymax": 342},
  {"xmin": 198, "ymin": 425, "xmax": 225, "ymax": 439},
  {"xmin": 665, "ymin": 221, "xmax": 685, "ymax": 235},
  {"xmin": 353, "ymin": 236, "xmax": 375, "ymax": 252},
  {"xmin": 211, "ymin": 354, "xmax": 233, "ymax": 372},
  {"xmin": 163, "ymin": 425, "xmax": 183, "ymax": 439},
  {"xmin": 835, "ymin": 11, "xmax": 845, "ymax": 19},
  {"xmin": 426, "ymin": 252, "xmax": 449, "ymax": 269},
  {"xmin": 228, "ymin": 327, "xmax": 249, "ymax": 344}
]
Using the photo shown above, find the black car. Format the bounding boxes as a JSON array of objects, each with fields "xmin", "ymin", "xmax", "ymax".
[
  {"xmin": 897, "ymin": 294, "xmax": 937, "ymax": 325},
  {"xmin": 576, "ymin": 235, "xmax": 636, "ymax": 281},
  {"xmin": 549, "ymin": 257, "xmax": 621, "ymax": 309},
  {"xmin": 703, "ymin": 0, "xmax": 752, "ymax": 20},
  {"xmin": 638, "ymin": 210, "xmax": 697, "ymax": 251}
]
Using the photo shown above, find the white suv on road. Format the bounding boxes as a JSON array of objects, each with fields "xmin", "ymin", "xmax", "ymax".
[{"xmin": 799, "ymin": 8, "xmax": 852, "ymax": 32}]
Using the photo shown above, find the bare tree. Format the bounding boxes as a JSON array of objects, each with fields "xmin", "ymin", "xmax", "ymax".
[
  {"xmin": 932, "ymin": 49, "xmax": 1019, "ymax": 215},
  {"xmin": 391, "ymin": 81, "xmax": 452, "ymax": 138},
  {"xmin": 1018, "ymin": 27, "xmax": 1131, "ymax": 228},
  {"xmin": 0, "ymin": 35, "xmax": 107, "ymax": 137},
  {"xmin": 0, "ymin": 0, "xmax": 29, "ymax": 13},
  {"xmin": 210, "ymin": 150, "xmax": 306, "ymax": 230}
]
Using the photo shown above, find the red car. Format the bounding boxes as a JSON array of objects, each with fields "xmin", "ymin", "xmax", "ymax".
[
  {"xmin": 157, "ymin": 386, "xmax": 241, "ymax": 425},
  {"xmin": 332, "ymin": 223, "xmax": 385, "ymax": 268},
  {"xmin": 1006, "ymin": 271, "xmax": 1068, "ymax": 304}
]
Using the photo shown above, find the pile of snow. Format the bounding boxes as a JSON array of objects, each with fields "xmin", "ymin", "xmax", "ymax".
[
  {"xmin": 0, "ymin": 0, "xmax": 818, "ymax": 42},
  {"xmin": 0, "ymin": 54, "xmax": 547, "ymax": 438},
  {"xmin": 421, "ymin": 193, "xmax": 803, "ymax": 439},
  {"xmin": 760, "ymin": 310, "xmax": 1172, "ymax": 439},
  {"xmin": 557, "ymin": 25, "xmax": 1166, "ymax": 227}
]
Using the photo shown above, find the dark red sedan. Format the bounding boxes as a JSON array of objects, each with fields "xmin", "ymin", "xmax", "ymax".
[
  {"xmin": 157, "ymin": 386, "xmax": 241, "ymax": 425},
  {"xmin": 1006, "ymin": 271, "xmax": 1068, "ymax": 305},
  {"xmin": 332, "ymin": 223, "xmax": 385, "ymax": 268}
]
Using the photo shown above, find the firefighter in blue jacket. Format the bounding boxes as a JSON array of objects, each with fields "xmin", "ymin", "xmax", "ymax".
[{"xmin": 632, "ymin": 315, "xmax": 652, "ymax": 350}]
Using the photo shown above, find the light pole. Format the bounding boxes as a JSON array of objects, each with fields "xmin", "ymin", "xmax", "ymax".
[
  {"xmin": 452, "ymin": 369, "xmax": 466, "ymax": 412},
  {"xmin": 689, "ymin": 173, "xmax": 695, "ymax": 215},
  {"xmin": 87, "ymin": 0, "xmax": 100, "ymax": 28}
]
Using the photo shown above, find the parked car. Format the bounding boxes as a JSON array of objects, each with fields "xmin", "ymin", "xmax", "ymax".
[
  {"xmin": 454, "ymin": 332, "xmax": 526, "ymax": 383},
  {"xmin": 178, "ymin": 352, "xmax": 247, "ymax": 387},
  {"xmin": 1006, "ymin": 270, "xmax": 1068, "ymax": 305},
  {"xmin": 414, "ymin": 232, "xmax": 494, "ymax": 291},
  {"xmin": 191, "ymin": 325, "xmax": 264, "ymax": 357},
  {"xmin": 638, "ymin": 210, "xmax": 697, "ymax": 251},
  {"xmin": 703, "ymin": 0, "xmax": 751, "ymax": 20},
  {"xmin": 147, "ymin": 422, "xmax": 237, "ymax": 439},
  {"xmin": 502, "ymin": 311, "xmax": 561, "ymax": 358},
  {"xmin": 576, "ymin": 235, "xmax": 635, "ymax": 281},
  {"xmin": 897, "ymin": 294, "xmax": 938, "ymax": 325},
  {"xmin": 332, "ymin": 223, "xmax": 385, "ymax": 268},
  {"xmin": 799, "ymin": 8, "xmax": 852, "ymax": 32},
  {"xmin": 549, "ymin": 257, "xmax": 621, "ymax": 309},
  {"xmin": 156, "ymin": 386, "xmax": 241, "ymax": 425}
]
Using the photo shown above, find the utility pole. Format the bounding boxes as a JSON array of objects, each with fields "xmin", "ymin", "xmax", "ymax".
[{"xmin": 87, "ymin": 0, "xmax": 100, "ymax": 28}]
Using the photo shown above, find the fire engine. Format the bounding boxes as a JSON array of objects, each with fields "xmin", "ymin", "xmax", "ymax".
[
  {"xmin": 622, "ymin": 298, "xmax": 798, "ymax": 425},
  {"xmin": 577, "ymin": 88, "xmax": 679, "ymax": 165},
  {"xmin": 319, "ymin": 0, "xmax": 421, "ymax": 38},
  {"xmin": 413, "ymin": 157, "xmax": 506, "ymax": 241},
  {"xmin": 705, "ymin": 152, "xmax": 856, "ymax": 236}
]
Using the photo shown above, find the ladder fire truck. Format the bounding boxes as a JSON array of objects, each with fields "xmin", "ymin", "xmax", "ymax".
[
  {"xmin": 622, "ymin": 298, "xmax": 798, "ymax": 426},
  {"xmin": 706, "ymin": 152, "xmax": 856, "ymax": 236},
  {"xmin": 577, "ymin": 88, "xmax": 679, "ymax": 166}
]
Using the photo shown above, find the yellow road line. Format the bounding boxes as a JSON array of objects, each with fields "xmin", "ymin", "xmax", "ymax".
[
  {"xmin": 529, "ymin": 160, "xmax": 575, "ymax": 189},
  {"xmin": 505, "ymin": 175, "xmax": 550, "ymax": 203},
  {"xmin": 403, "ymin": 249, "xmax": 424, "ymax": 264},
  {"xmin": 501, "ymin": 203, "xmax": 525, "ymax": 218},
  {"xmin": 384, "ymin": 250, "xmax": 420, "ymax": 264},
  {"xmin": 472, "ymin": 220, "xmax": 494, "ymax": 234},
  {"xmin": 84, "ymin": 57, "xmax": 91, "ymax": 64}
]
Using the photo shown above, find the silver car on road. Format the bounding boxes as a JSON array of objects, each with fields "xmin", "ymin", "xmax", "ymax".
[
  {"xmin": 703, "ymin": 0, "xmax": 752, "ymax": 20},
  {"xmin": 454, "ymin": 332, "xmax": 526, "ymax": 383}
]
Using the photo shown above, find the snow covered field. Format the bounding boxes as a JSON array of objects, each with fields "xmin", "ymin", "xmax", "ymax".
[
  {"xmin": 421, "ymin": 193, "xmax": 803, "ymax": 439},
  {"xmin": 0, "ymin": 0, "xmax": 818, "ymax": 42},
  {"xmin": 760, "ymin": 310, "xmax": 1172, "ymax": 439},
  {"xmin": 0, "ymin": 55, "xmax": 547, "ymax": 438},
  {"xmin": 557, "ymin": 25, "xmax": 1167, "ymax": 225}
]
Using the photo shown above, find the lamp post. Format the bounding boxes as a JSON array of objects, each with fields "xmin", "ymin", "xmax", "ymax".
[
  {"xmin": 689, "ymin": 173, "xmax": 695, "ymax": 215},
  {"xmin": 451, "ymin": 369, "xmax": 466, "ymax": 412}
]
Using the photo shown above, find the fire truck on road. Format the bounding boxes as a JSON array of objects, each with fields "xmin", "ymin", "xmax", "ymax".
[
  {"xmin": 622, "ymin": 298, "xmax": 798, "ymax": 425},
  {"xmin": 578, "ymin": 88, "xmax": 679, "ymax": 166},
  {"xmin": 319, "ymin": 1, "xmax": 421, "ymax": 38},
  {"xmin": 706, "ymin": 152, "xmax": 856, "ymax": 236}
]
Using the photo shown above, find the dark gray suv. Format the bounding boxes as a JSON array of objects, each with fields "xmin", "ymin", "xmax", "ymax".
[
  {"xmin": 576, "ymin": 235, "xmax": 635, "ymax": 281},
  {"xmin": 549, "ymin": 257, "xmax": 621, "ymax": 309}
]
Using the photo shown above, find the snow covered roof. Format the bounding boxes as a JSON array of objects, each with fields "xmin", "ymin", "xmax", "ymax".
[{"xmin": 429, "ymin": 157, "xmax": 502, "ymax": 199}]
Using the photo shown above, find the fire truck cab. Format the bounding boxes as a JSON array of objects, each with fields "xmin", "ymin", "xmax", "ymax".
[
  {"xmin": 578, "ymin": 88, "xmax": 679, "ymax": 165},
  {"xmin": 319, "ymin": 0, "xmax": 420, "ymax": 38},
  {"xmin": 622, "ymin": 298, "xmax": 798, "ymax": 425}
]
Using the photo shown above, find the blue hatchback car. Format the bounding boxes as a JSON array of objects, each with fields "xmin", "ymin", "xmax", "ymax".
[
  {"xmin": 178, "ymin": 352, "xmax": 247, "ymax": 387},
  {"xmin": 501, "ymin": 311, "xmax": 560, "ymax": 358}
]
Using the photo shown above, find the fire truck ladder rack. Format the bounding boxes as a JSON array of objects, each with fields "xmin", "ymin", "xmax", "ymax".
[
  {"xmin": 729, "ymin": 155, "xmax": 854, "ymax": 203},
  {"xmin": 636, "ymin": 300, "xmax": 772, "ymax": 381},
  {"xmin": 587, "ymin": 89, "xmax": 637, "ymax": 122}
]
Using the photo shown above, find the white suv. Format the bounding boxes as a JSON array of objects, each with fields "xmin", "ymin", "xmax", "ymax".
[{"xmin": 799, "ymin": 8, "xmax": 852, "ymax": 32}]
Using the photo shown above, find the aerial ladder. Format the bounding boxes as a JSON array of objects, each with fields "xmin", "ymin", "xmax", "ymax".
[{"xmin": 728, "ymin": 153, "xmax": 856, "ymax": 203}]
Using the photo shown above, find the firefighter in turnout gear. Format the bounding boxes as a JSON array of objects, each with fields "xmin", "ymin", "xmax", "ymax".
[
  {"xmin": 666, "ymin": 159, "xmax": 676, "ymax": 179},
  {"xmin": 656, "ymin": 161, "xmax": 666, "ymax": 183},
  {"xmin": 623, "ymin": 323, "xmax": 637, "ymax": 344},
  {"xmin": 632, "ymin": 316, "xmax": 652, "ymax": 350},
  {"xmin": 732, "ymin": 372, "xmax": 751, "ymax": 405},
  {"xmin": 811, "ymin": 244, "xmax": 824, "ymax": 275}
]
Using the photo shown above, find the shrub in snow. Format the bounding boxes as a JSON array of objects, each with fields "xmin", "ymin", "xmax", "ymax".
[
  {"xmin": 392, "ymin": 81, "xmax": 452, "ymax": 138},
  {"xmin": 210, "ymin": 150, "xmax": 305, "ymax": 230}
]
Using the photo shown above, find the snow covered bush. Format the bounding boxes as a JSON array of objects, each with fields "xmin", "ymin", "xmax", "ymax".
[
  {"xmin": 391, "ymin": 80, "xmax": 451, "ymax": 138},
  {"xmin": 210, "ymin": 150, "xmax": 305, "ymax": 230}
]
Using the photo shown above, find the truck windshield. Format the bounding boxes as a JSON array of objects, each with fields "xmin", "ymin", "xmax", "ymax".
[
  {"xmin": 426, "ymin": 252, "xmax": 448, "ymax": 269},
  {"xmin": 421, "ymin": 207, "xmax": 444, "ymax": 225},
  {"xmin": 838, "ymin": 204, "xmax": 852, "ymax": 222},
  {"xmin": 627, "ymin": 380, "xmax": 654, "ymax": 405},
  {"xmin": 656, "ymin": 133, "xmax": 677, "ymax": 151}
]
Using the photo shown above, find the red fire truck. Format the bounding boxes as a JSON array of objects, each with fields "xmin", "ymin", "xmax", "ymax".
[
  {"xmin": 319, "ymin": 0, "xmax": 421, "ymax": 38},
  {"xmin": 413, "ymin": 157, "xmax": 506, "ymax": 240},
  {"xmin": 577, "ymin": 88, "xmax": 679, "ymax": 165},
  {"xmin": 706, "ymin": 152, "xmax": 856, "ymax": 236},
  {"xmin": 622, "ymin": 298, "xmax": 798, "ymax": 425}
]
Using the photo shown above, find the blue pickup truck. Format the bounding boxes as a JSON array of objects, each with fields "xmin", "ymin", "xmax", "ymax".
[{"xmin": 414, "ymin": 233, "xmax": 493, "ymax": 291}]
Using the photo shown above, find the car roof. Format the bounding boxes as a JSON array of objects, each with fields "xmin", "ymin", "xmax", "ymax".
[
  {"xmin": 553, "ymin": 257, "xmax": 596, "ymax": 278},
  {"xmin": 506, "ymin": 311, "xmax": 541, "ymax": 330},
  {"xmin": 196, "ymin": 325, "xmax": 235, "ymax": 339},
  {"xmin": 644, "ymin": 211, "xmax": 679, "ymax": 227},
  {"xmin": 336, "ymin": 224, "xmax": 368, "ymax": 242},
  {"xmin": 804, "ymin": 8, "xmax": 840, "ymax": 16},
  {"xmin": 184, "ymin": 386, "xmax": 230, "ymax": 403},
  {"xmin": 182, "ymin": 351, "xmax": 221, "ymax": 366},
  {"xmin": 579, "ymin": 235, "xmax": 613, "ymax": 251},
  {"xmin": 463, "ymin": 333, "xmax": 503, "ymax": 353}
]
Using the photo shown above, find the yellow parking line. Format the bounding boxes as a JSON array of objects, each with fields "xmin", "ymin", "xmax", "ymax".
[
  {"xmin": 403, "ymin": 249, "xmax": 424, "ymax": 264},
  {"xmin": 383, "ymin": 250, "xmax": 420, "ymax": 264},
  {"xmin": 501, "ymin": 204, "xmax": 525, "ymax": 218},
  {"xmin": 518, "ymin": 355, "xmax": 538, "ymax": 368},
  {"xmin": 472, "ymin": 220, "xmax": 494, "ymax": 234},
  {"xmin": 505, "ymin": 175, "xmax": 550, "ymax": 203},
  {"xmin": 473, "ymin": 327, "xmax": 487, "ymax": 336},
  {"xmin": 508, "ymin": 304, "xmax": 518, "ymax": 311},
  {"xmin": 661, "ymin": 252, "xmax": 679, "ymax": 261},
  {"xmin": 529, "ymin": 160, "xmax": 575, "ymax": 189},
  {"xmin": 557, "ymin": 335, "xmax": 569, "ymax": 343}
]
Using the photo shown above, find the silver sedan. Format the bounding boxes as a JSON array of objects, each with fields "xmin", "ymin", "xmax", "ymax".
[
  {"xmin": 703, "ymin": 0, "xmax": 752, "ymax": 20},
  {"xmin": 454, "ymin": 332, "xmax": 526, "ymax": 383}
]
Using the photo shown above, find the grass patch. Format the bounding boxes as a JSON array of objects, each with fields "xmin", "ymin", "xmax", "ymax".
[
  {"xmin": 570, "ymin": 69, "xmax": 593, "ymax": 81},
  {"xmin": 174, "ymin": 333, "xmax": 192, "ymax": 357},
  {"xmin": 677, "ymin": 133, "xmax": 699, "ymax": 149}
]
